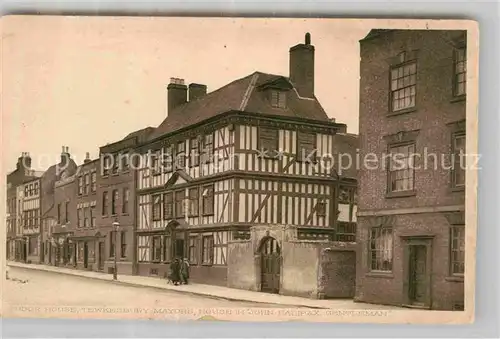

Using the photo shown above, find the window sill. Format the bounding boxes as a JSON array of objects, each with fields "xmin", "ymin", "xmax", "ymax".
[
  {"xmin": 387, "ymin": 107, "xmax": 417, "ymax": 117},
  {"xmin": 366, "ymin": 271, "xmax": 394, "ymax": 279},
  {"xmin": 450, "ymin": 186, "xmax": 465, "ymax": 193},
  {"xmin": 450, "ymin": 95, "xmax": 466, "ymax": 103},
  {"xmin": 445, "ymin": 275, "xmax": 464, "ymax": 282},
  {"xmin": 385, "ymin": 190, "xmax": 417, "ymax": 199},
  {"xmin": 201, "ymin": 263, "xmax": 213, "ymax": 267},
  {"xmin": 122, "ymin": 213, "xmax": 130, "ymax": 216}
]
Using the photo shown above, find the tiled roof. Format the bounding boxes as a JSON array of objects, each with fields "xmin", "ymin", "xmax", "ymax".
[
  {"xmin": 124, "ymin": 126, "xmax": 156, "ymax": 141},
  {"xmin": 148, "ymin": 71, "xmax": 330, "ymax": 141},
  {"xmin": 333, "ymin": 133, "xmax": 359, "ymax": 180}
]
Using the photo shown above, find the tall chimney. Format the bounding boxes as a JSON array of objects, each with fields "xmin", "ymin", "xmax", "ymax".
[
  {"xmin": 84, "ymin": 152, "xmax": 91, "ymax": 164},
  {"xmin": 167, "ymin": 78, "xmax": 187, "ymax": 115},
  {"xmin": 189, "ymin": 83, "xmax": 207, "ymax": 102},
  {"xmin": 289, "ymin": 32, "xmax": 315, "ymax": 98},
  {"xmin": 17, "ymin": 152, "xmax": 32, "ymax": 171},
  {"xmin": 60, "ymin": 146, "xmax": 70, "ymax": 166}
]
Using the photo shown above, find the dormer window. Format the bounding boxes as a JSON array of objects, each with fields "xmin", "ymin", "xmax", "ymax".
[{"xmin": 270, "ymin": 90, "xmax": 287, "ymax": 108}]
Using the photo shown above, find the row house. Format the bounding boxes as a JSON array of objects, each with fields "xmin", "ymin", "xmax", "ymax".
[
  {"xmin": 6, "ymin": 153, "xmax": 43, "ymax": 262},
  {"xmin": 132, "ymin": 33, "xmax": 359, "ymax": 298},
  {"xmin": 356, "ymin": 29, "xmax": 466, "ymax": 310},
  {"xmin": 97, "ymin": 127, "xmax": 155, "ymax": 275}
]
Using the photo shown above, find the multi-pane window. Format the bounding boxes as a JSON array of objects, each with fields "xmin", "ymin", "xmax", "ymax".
[
  {"xmin": 111, "ymin": 189, "xmax": 118, "ymax": 215},
  {"xmin": 201, "ymin": 134, "xmax": 214, "ymax": 164},
  {"xmin": 122, "ymin": 188, "xmax": 129, "ymax": 214},
  {"xmin": 388, "ymin": 144, "xmax": 415, "ymax": 193},
  {"xmin": 163, "ymin": 192, "xmax": 173, "ymax": 220},
  {"xmin": 369, "ymin": 227, "xmax": 393, "ymax": 272},
  {"xmin": 121, "ymin": 152, "xmax": 130, "ymax": 171},
  {"xmin": 120, "ymin": 231, "xmax": 127, "ymax": 258},
  {"xmin": 202, "ymin": 185, "xmax": 214, "ymax": 216},
  {"xmin": 103, "ymin": 157, "xmax": 111, "ymax": 176},
  {"xmin": 297, "ymin": 131, "xmax": 316, "ymax": 161},
  {"xmin": 102, "ymin": 191, "xmax": 108, "ymax": 216},
  {"xmin": 151, "ymin": 152, "xmax": 160, "ymax": 175},
  {"xmin": 390, "ymin": 61, "xmax": 416, "ymax": 112},
  {"xmin": 84, "ymin": 174, "xmax": 90, "ymax": 194},
  {"xmin": 152, "ymin": 195, "xmax": 162, "ymax": 221},
  {"xmin": 90, "ymin": 206, "xmax": 96, "ymax": 227},
  {"xmin": 202, "ymin": 235, "xmax": 214, "ymax": 265},
  {"xmin": 163, "ymin": 146, "xmax": 173, "ymax": 173},
  {"xmin": 65, "ymin": 201, "xmax": 69, "ymax": 223},
  {"xmin": 176, "ymin": 142, "xmax": 186, "ymax": 169},
  {"xmin": 190, "ymin": 138, "xmax": 200, "ymax": 167},
  {"xmin": 77, "ymin": 208, "xmax": 83, "ymax": 227},
  {"xmin": 336, "ymin": 222, "xmax": 356, "ymax": 242},
  {"xmin": 452, "ymin": 133, "xmax": 466, "ymax": 188},
  {"xmin": 152, "ymin": 236, "xmax": 162, "ymax": 262},
  {"xmin": 24, "ymin": 186, "xmax": 28, "ymax": 197},
  {"xmin": 188, "ymin": 236, "xmax": 198, "ymax": 265},
  {"xmin": 450, "ymin": 225, "xmax": 465, "ymax": 275},
  {"xmin": 270, "ymin": 90, "xmax": 286, "ymax": 108},
  {"xmin": 83, "ymin": 207, "xmax": 89, "ymax": 227},
  {"xmin": 454, "ymin": 48, "xmax": 466, "ymax": 97},
  {"xmin": 259, "ymin": 127, "xmax": 279, "ymax": 156},
  {"xmin": 91, "ymin": 172, "xmax": 97, "ymax": 192},
  {"xmin": 78, "ymin": 177, "xmax": 84, "ymax": 195},
  {"xmin": 34, "ymin": 182, "xmax": 39, "ymax": 195},
  {"xmin": 112, "ymin": 154, "xmax": 119, "ymax": 174},
  {"xmin": 188, "ymin": 188, "xmax": 199, "ymax": 216},
  {"xmin": 175, "ymin": 190, "xmax": 185, "ymax": 218}
]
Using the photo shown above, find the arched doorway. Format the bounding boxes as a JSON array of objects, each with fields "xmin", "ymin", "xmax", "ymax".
[{"xmin": 259, "ymin": 237, "xmax": 281, "ymax": 294}]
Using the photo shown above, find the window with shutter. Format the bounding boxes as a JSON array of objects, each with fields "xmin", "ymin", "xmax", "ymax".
[
  {"xmin": 259, "ymin": 127, "xmax": 278, "ymax": 156},
  {"xmin": 297, "ymin": 131, "xmax": 316, "ymax": 162}
]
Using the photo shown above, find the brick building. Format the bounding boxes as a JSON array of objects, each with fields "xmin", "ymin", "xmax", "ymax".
[
  {"xmin": 133, "ymin": 33, "xmax": 358, "ymax": 298},
  {"xmin": 355, "ymin": 29, "xmax": 466, "ymax": 310},
  {"xmin": 97, "ymin": 127, "xmax": 155, "ymax": 276}
]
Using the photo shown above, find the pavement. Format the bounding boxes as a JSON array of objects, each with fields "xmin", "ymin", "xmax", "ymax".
[{"xmin": 6, "ymin": 261, "xmax": 398, "ymax": 310}]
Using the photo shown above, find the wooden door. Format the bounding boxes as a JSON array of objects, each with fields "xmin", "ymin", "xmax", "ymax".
[
  {"xmin": 83, "ymin": 242, "xmax": 89, "ymax": 269},
  {"xmin": 260, "ymin": 237, "xmax": 281, "ymax": 294},
  {"xmin": 408, "ymin": 245, "xmax": 427, "ymax": 305},
  {"xmin": 98, "ymin": 242, "xmax": 105, "ymax": 271}
]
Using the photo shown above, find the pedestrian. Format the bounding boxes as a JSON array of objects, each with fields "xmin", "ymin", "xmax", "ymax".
[
  {"xmin": 180, "ymin": 257, "xmax": 190, "ymax": 285},
  {"xmin": 168, "ymin": 258, "xmax": 181, "ymax": 285}
]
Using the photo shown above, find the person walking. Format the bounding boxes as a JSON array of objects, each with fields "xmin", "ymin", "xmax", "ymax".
[
  {"xmin": 168, "ymin": 258, "xmax": 181, "ymax": 285},
  {"xmin": 180, "ymin": 257, "xmax": 190, "ymax": 285}
]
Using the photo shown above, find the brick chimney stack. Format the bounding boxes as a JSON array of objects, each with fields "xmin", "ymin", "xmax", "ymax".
[
  {"xmin": 17, "ymin": 152, "xmax": 32, "ymax": 171},
  {"xmin": 84, "ymin": 152, "xmax": 91, "ymax": 164},
  {"xmin": 188, "ymin": 83, "xmax": 207, "ymax": 102},
  {"xmin": 167, "ymin": 77, "xmax": 187, "ymax": 115},
  {"xmin": 60, "ymin": 146, "xmax": 70, "ymax": 166},
  {"xmin": 289, "ymin": 32, "xmax": 315, "ymax": 98}
]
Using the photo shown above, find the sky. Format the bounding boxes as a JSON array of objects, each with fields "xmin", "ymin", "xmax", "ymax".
[{"xmin": 2, "ymin": 16, "xmax": 370, "ymax": 172}]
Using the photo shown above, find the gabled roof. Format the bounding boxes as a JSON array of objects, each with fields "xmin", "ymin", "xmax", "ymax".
[{"xmin": 148, "ymin": 71, "xmax": 330, "ymax": 141}]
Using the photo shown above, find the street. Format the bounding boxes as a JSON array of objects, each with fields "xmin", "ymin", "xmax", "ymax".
[{"xmin": 4, "ymin": 266, "xmax": 291, "ymax": 313}]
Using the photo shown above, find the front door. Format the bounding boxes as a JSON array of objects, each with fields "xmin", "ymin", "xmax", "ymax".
[
  {"xmin": 175, "ymin": 239, "xmax": 185, "ymax": 258},
  {"xmin": 408, "ymin": 245, "xmax": 427, "ymax": 305},
  {"xmin": 260, "ymin": 237, "xmax": 281, "ymax": 294},
  {"xmin": 98, "ymin": 242, "xmax": 105, "ymax": 271},
  {"xmin": 83, "ymin": 242, "xmax": 89, "ymax": 269}
]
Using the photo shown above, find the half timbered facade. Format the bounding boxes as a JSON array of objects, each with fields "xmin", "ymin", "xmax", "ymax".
[{"xmin": 133, "ymin": 33, "xmax": 359, "ymax": 298}]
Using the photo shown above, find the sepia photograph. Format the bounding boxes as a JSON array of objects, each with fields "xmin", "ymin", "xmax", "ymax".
[{"xmin": 1, "ymin": 16, "xmax": 478, "ymax": 324}]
